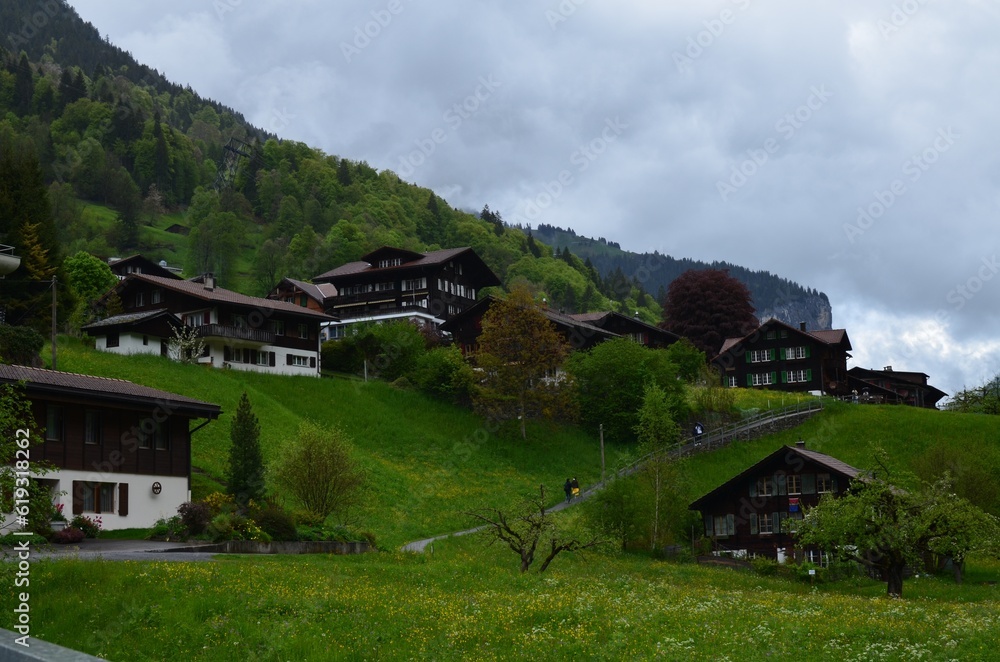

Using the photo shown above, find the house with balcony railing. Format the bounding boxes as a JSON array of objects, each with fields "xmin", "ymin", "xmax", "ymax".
[
  {"xmin": 311, "ymin": 246, "xmax": 501, "ymax": 340},
  {"xmin": 83, "ymin": 272, "xmax": 334, "ymax": 376}
]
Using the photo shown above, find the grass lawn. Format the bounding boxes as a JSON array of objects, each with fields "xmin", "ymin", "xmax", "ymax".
[{"xmin": 2, "ymin": 537, "xmax": 998, "ymax": 660}]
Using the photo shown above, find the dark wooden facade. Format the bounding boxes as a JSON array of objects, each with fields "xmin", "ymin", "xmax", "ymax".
[
  {"xmin": 267, "ymin": 278, "xmax": 338, "ymax": 315},
  {"xmin": 712, "ymin": 319, "xmax": 853, "ymax": 396},
  {"xmin": 689, "ymin": 443, "xmax": 860, "ymax": 560},
  {"xmin": 568, "ymin": 311, "xmax": 680, "ymax": 349},
  {"xmin": 847, "ymin": 367, "xmax": 946, "ymax": 408},
  {"xmin": 313, "ymin": 246, "xmax": 501, "ymax": 326},
  {"xmin": 108, "ymin": 254, "xmax": 183, "ymax": 280}
]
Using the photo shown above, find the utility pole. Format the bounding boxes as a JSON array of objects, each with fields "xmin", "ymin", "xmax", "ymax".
[
  {"xmin": 599, "ymin": 423, "xmax": 605, "ymax": 483},
  {"xmin": 50, "ymin": 275, "xmax": 57, "ymax": 370}
]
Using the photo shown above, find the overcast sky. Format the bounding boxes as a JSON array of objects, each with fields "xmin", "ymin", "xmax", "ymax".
[{"xmin": 67, "ymin": 0, "xmax": 1000, "ymax": 401}]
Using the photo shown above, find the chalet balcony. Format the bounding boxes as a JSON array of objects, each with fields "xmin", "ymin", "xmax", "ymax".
[{"xmin": 195, "ymin": 324, "xmax": 275, "ymax": 345}]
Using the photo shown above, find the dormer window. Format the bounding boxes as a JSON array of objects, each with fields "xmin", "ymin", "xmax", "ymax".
[{"xmin": 377, "ymin": 258, "xmax": 402, "ymax": 268}]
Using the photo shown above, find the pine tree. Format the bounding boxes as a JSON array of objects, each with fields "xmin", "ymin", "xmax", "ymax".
[{"xmin": 227, "ymin": 392, "xmax": 265, "ymax": 509}]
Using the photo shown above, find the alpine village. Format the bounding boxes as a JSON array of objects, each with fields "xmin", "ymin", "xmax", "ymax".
[{"xmin": 0, "ymin": 2, "xmax": 998, "ymax": 660}]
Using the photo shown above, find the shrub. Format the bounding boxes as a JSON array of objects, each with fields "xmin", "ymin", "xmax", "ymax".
[
  {"xmin": 177, "ymin": 501, "xmax": 212, "ymax": 536},
  {"xmin": 411, "ymin": 346, "xmax": 476, "ymax": 404},
  {"xmin": 69, "ymin": 515, "xmax": 102, "ymax": 538},
  {"xmin": 255, "ymin": 507, "xmax": 297, "ymax": 542},
  {"xmin": 52, "ymin": 527, "xmax": 85, "ymax": 544},
  {"xmin": 207, "ymin": 512, "xmax": 271, "ymax": 542},
  {"xmin": 750, "ymin": 556, "xmax": 780, "ymax": 576},
  {"xmin": 147, "ymin": 516, "xmax": 187, "ymax": 541},
  {"xmin": 202, "ymin": 491, "xmax": 236, "ymax": 516},
  {"xmin": 0, "ymin": 532, "xmax": 48, "ymax": 546}
]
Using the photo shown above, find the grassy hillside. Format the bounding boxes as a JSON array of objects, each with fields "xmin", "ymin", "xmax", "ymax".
[{"xmin": 52, "ymin": 337, "xmax": 623, "ymax": 548}]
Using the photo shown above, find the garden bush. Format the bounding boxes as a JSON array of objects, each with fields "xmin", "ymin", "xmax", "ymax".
[
  {"xmin": 178, "ymin": 501, "xmax": 212, "ymax": 536},
  {"xmin": 69, "ymin": 515, "xmax": 102, "ymax": 538},
  {"xmin": 147, "ymin": 516, "xmax": 187, "ymax": 541},
  {"xmin": 52, "ymin": 527, "xmax": 85, "ymax": 544},
  {"xmin": 255, "ymin": 507, "xmax": 297, "ymax": 542}
]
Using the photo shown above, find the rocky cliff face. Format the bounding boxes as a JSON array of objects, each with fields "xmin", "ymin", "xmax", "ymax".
[{"xmin": 758, "ymin": 292, "xmax": 833, "ymax": 331}]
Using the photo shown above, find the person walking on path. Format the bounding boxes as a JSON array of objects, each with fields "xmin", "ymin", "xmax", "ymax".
[
  {"xmin": 564, "ymin": 478, "xmax": 573, "ymax": 502},
  {"xmin": 570, "ymin": 477, "xmax": 580, "ymax": 500}
]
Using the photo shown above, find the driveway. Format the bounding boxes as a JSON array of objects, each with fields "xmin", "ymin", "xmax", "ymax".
[{"xmin": 1, "ymin": 539, "xmax": 220, "ymax": 562}]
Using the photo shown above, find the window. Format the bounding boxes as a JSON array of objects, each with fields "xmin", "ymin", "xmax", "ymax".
[
  {"xmin": 256, "ymin": 351, "xmax": 270, "ymax": 366},
  {"xmin": 785, "ymin": 346, "xmax": 807, "ymax": 359},
  {"xmin": 154, "ymin": 421, "xmax": 169, "ymax": 450},
  {"xmin": 79, "ymin": 482, "xmax": 116, "ymax": 514},
  {"xmin": 787, "ymin": 475, "xmax": 801, "ymax": 495},
  {"xmin": 270, "ymin": 320, "xmax": 285, "ymax": 336},
  {"xmin": 328, "ymin": 326, "xmax": 346, "ymax": 340},
  {"xmin": 758, "ymin": 513, "xmax": 773, "ymax": 534},
  {"xmin": 135, "ymin": 292, "xmax": 145, "ymax": 307},
  {"xmin": 377, "ymin": 258, "xmax": 402, "ymax": 268},
  {"xmin": 84, "ymin": 411, "xmax": 102, "ymax": 444},
  {"xmin": 298, "ymin": 324, "xmax": 309, "ymax": 339},
  {"xmin": 757, "ymin": 476, "xmax": 773, "ymax": 496},
  {"xmin": 106, "ymin": 332, "xmax": 120, "ymax": 348},
  {"xmin": 151, "ymin": 289, "xmax": 161, "ymax": 305},
  {"xmin": 142, "ymin": 335, "xmax": 149, "ymax": 346},
  {"xmin": 806, "ymin": 549, "xmax": 830, "ymax": 568},
  {"xmin": 817, "ymin": 473, "xmax": 836, "ymax": 493},
  {"xmin": 233, "ymin": 315, "xmax": 248, "ymax": 329},
  {"xmin": 374, "ymin": 282, "xmax": 394, "ymax": 292},
  {"xmin": 765, "ymin": 331, "xmax": 776, "ymax": 340},
  {"xmin": 402, "ymin": 277, "xmax": 427, "ymax": 291},
  {"xmin": 750, "ymin": 372, "xmax": 774, "ymax": 386},
  {"xmin": 727, "ymin": 375, "xmax": 738, "ymax": 388},
  {"xmin": 290, "ymin": 354, "xmax": 309, "ymax": 367},
  {"xmin": 713, "ymin": 514, "xmax": 735, "ymax": 537},
  {"xmin": 300, "ymin": 295, "xmax": 308, "ymax": 307},
  {"xmin": 785, "ymin": 369, "xmax": 810, "ymax": 383},
  {"xmin": 45, "ymin": 406, "xmax": 63, "ymax": 442},
  {"xmin": 749, "ymin": 349, "xmax": 773, "ymax": 363}
]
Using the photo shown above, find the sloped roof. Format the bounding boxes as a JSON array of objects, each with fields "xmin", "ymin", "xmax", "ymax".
[
  {"xmin": 0, "ymin": 364, "xmax": 220, "ymax": 418},
  {"xmin": 81, "ymin": 308, "xmax": 180, "ymax": 330},
  {"xmin": 313, "ymin": 246, "xmax": 500, "ymax": 286},
  {"xmin": 713, "ymin": 318, "xmax": 852, "ymax": 361},
  {"xmin": 120, "ymin": 274, "xmax": 334, "ymax": 320},
  {"xmin": 689, "ymin": 444, "xmax": 861, "ymax": 511},
  {"xmin": 279, "ymin": 278, "xmax": 338, "ymax": 301}
]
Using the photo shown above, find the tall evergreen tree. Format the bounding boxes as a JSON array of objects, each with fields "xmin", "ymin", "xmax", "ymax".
[{"xmin": 227, "ymin": 392, "xmax": 265, "ymax": 509}]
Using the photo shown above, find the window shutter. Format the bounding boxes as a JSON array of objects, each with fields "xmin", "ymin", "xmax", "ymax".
[
  {"xmin": 705, "ymin": 515, "xmax": 713, "ymax": 536},
  {"xmin": 806, "ymin": 369, "xmax": 812, "ymax": 381},
  {"xmin": 243, "ymin": 348, "xmax": 250, "ymax": 363},
  {"xmin": 287, "ymin": 354, "xmax": 293, "ymax": 365},
  {"xmin": 251, "ymin": 349, "xmax": 258, "ymax": 365},
  {"xmin": 72, "ymin": 481, "xmax": 83, "ymax": 515},
  {"xmin": 745, "ymin": 351, "xmax": 751, "ymax": 364},
  {"xmin": 781, "ymin": 371, "xmax": 787, "ymax": 384},
  {"xmin": 726, "ymin": 514, "xmax": 735, "ymax": 536},
  {"xmin": 750, "ymin": 513, "xmax": 758, "ymax": 534},
  {"xmin": 746, "ymin": 374, "xmax": 752, "ymax": 387},
  {"xmin": 778, "ymin": 512, "xmax": 787, "ymax": 533},
  {"xmin": 224, "ymin": 346, "xmax": 231, "ymax": 362},
  {"xmin": 802, "ymin": 473, "xmax": 816, "ymax": 494},
  {"xmin": 776, "ymin": 474, "xmax": 787, "ymax": 495},
  {"xmin": 119, "ymin": 483, "xmax": 128, "ymax": 517},
  {"xmin": 749, "ymin": 480, "xmax": 757, "ymax": 497},
  {"xmin": 309, "ymin": 356, "xmax": 316, "ymax": 368},
  {"xmin": 771, "ymin": 512, "xmax": 780, "ymax": 533},
  {"xmin": 831, "ymin": 477, "xmax": 839, "ymax": 493},
  {"xmin": 771, "ymin": 372, "xmax": 777, "ymax": 384},
  {"xmin": 805, "ymin": 346, "xmax": 811, "ymax": 358},
  {"xmin": 269, "ymin": 352, "xmax": 276, "ymax": 367}
]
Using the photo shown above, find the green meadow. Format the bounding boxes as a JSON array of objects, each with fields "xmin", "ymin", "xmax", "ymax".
[{"xmin": 2, "ymin": 339, "xmax": 998, "ymax": 659}]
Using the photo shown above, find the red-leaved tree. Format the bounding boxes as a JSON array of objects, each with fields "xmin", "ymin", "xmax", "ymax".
[{"xmin": 660, "ymin": 269, "xmax": 757, "ymax": 357}]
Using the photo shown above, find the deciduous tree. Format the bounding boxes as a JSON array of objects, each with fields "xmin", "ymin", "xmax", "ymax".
[
  {"xmin": 473, "ymin": 285, "xmax": 573, "ymax": 440},
  {"xmin": 661, "ymin": 269, "xmax": 757, "ymax": 356}
]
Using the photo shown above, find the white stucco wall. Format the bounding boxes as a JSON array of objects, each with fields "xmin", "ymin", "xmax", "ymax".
[
  {"xmin": 1, "ymin": 470, "xmax": 189, "ymax": 531},
  {"xmin": 95, "ymin": 332, "xmax": 162, "ymax": 355}
]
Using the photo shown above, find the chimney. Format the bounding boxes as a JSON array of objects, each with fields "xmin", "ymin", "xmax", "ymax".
[
  {"xmin": 203, "ymin": 273, "xmax": 215, "ymax": 291},
  {"xmin": 883, "ymin": 365, "xmax": 893, "ymax": 372},
  {"xmin": 799, "ymin": 321, "xmax": 806, "ymax": 332},
  {"xmin": 795, "ymin": 438, "xmax": 806, "ymax": 449}
]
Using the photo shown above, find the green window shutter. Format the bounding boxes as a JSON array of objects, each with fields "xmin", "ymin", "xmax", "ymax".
[
  {"xmin": 771, "ymin": 512, "xmax": 781, "ymax": 533},
  {"xmin": 776, "ymin": 474, "xmax": 787, "ymax": 495},
  {"xmin": 745, "ymin": 351, "xmax": 751, "ymax": 364},
  {"xmin": 726, "ymin": 514, "xmax": 735, "ymax": 536},
  {"xmin": 778, "ymin": 512, "xmax": 788, "ymax": 533},
  {"xmin": 750, "ymin": 513, "xmax": 758, "ymax": 535},
  {"xmin": 779, "ymin": 347, "xmax": 786, "ymax": 360},
  {"xmin": 802, "ymin": 474, "xmax": 816, "ymax": 494},
  {"xmin": 805, "ymin": 346, "xmax": 811, "ymax": 358},
  {"xmin": 771, "ymin": 372, "xmax": 777, "ymax": 385},
  {"xmin": 781, "ymin": 371, "xmax": 788, "ymax": 384},
  {"xmin": 747, "ymin": 374, "xmax": 752, "ymax": 387},
  {"xmin": 806, "ymin": 369, "xmax": 812, "ymax": 381},
  {"xmin": 705, "ymin": 515, "xmax": 713, "ymax": 536}
]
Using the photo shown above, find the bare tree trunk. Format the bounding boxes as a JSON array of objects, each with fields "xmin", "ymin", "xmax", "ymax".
[
  {"xmin": 954, "ymin": 557, "xmax": 964, "ymax": 585},
  {"xmin": 886, "ymin": 563, "xmax": 905, "ymax": 597}
]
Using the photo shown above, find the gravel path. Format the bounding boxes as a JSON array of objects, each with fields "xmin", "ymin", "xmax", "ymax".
[{"xmin": 1, "ymin": 539, "xmax": 220, "ymax": 562}]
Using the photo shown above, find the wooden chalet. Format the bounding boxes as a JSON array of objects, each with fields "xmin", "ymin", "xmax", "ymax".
[
  {"xmin": 847, "ymin": 366, "xmax": 947, "ymax": 409},
  {"xmin": 267, "ymin": 277, "xmax": 338, "ymax": 315},
  {"xmin": 439, "ymin": 296, "xmax": 618, "ymax": 357},
  {"xmin": 107, "ymin": 254, "xmax": 183, "ymax": 280},
  {"xmin": 312, "ymin": 246, "xmax": 501, "ymax": 338},
  {"xmin": 567, "ymin": 311, "xmax": 680, "ymax": 349},
  {"xmin": 689, "ymin": 441, "xmax": 860, "ymax": 563},
  {"xmin": 713, "ymin": 319, "xmax": 853, "ymax": 396},
  {"xmin": 83, "ymin": 273, "xmax": 334, "ymax": 376},
  {"xmin": 0, "ymin": 364, "xmax": 220, "ymax": 530}
]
